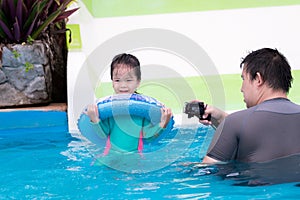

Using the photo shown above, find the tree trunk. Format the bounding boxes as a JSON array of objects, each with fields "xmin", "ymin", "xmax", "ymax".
[{"xmin": 48, "ymin": 22, "xmax": 68, "ymax": 103}]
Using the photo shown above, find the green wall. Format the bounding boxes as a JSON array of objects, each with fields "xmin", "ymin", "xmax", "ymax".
[
  {"xmin": 82, "ymin": 0, "xmax": 300, "ymax": 18},
  {"xmin": 95, "ymin": 70, "xmax": 300, "ymax": 113},
  {"xmin": 78, "ymin": 0, "xmax": 300, "ymax": 112}
]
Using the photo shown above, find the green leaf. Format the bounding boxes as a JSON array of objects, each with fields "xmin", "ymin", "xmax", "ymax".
[
  {"xmin": 24, "ymin": 61, "xmax": 34, "ymax": 72},
  {"xmin": 23, "ymin": 1, "xmax": 45, "ymax": 29},
  {"xmin": 12, "ymin": 50, "xmax": 20, "ymax": 58},
  {"xmin": 26, "ymin": 35, "xmax": 34, "ymax": 45},
  {"xmin": 0, "ymin": 0, "xmax": 79, "ymax": 43},
  {"xmin": 0, "ymin": 18, "xmax": 14, "ymax": 40},
  {"xmin": 31, "ymin": 9, "xmax": 61, "ymax": 40}
]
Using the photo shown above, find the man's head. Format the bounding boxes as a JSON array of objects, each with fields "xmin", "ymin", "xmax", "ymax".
[{"xmin": 240, "ymin": 48, "xmax": 293, "ymax": 108}]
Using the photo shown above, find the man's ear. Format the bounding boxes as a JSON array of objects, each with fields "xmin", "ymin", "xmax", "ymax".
[{"xmin": 255, "ymin": 72, "xmax": 264, "ymax": 86}]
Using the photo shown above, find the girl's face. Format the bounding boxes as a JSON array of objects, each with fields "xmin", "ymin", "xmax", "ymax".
[{"xmin": 112, "ymin": 65, "xmax": 140, "ymax": 94}]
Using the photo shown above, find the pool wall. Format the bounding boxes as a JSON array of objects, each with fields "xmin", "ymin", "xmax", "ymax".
[
  {"xmin": 67, "ymin": 1, "xmax": 300, "ymax": 133},
  {"xmin": 0, "ymin": 109, "xmax": 68, "ymax": 134}
]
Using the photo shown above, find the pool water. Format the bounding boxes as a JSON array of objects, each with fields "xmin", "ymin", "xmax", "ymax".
[{"xmin": 1, "ymin": 114, "xmax": 300, "ymax": 199}]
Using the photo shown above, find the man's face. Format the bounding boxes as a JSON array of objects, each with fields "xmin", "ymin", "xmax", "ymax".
[{"xmin": 241, "ymin": 69, "xmax": 258, "ymax": 108}]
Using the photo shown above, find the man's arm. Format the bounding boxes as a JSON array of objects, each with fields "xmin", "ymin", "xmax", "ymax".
[{"xmin": 202, "ymin": 155, "xmax": 221, "ymax": 164}]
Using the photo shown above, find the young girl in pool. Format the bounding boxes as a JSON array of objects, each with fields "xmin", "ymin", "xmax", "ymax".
[{"xmin": 86, "ymin": 53, "xmax": 172, "ymax": 154}]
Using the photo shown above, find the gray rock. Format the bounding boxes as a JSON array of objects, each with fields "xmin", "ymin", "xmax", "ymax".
[
  {"xmin": 1, "ymin": 41, "xmax": 49, "ymax": 67},
  {"xmin": 2, "ymin": 65, "xmax": 45, "ymax": 91},
  {"xmin": 0, "ymin": 42, "xmax": 52, "ymax": 107},
  {"xmin": 0, "ymin": 70, "xmax": 7, "ymax": 84},
  {"xmin": 0, "ymin": 83, "xmax": 29, "ymax": 106}
]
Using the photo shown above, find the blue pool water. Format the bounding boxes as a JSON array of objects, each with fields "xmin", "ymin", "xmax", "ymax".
[{"xmin": 1, "ymin": 111, "xmax": 300, "ymax": 199}]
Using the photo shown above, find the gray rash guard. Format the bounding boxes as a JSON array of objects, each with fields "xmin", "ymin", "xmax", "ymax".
[{"xmin": 207, "ymin": 98, "xmax": 300, "ymax": 163}]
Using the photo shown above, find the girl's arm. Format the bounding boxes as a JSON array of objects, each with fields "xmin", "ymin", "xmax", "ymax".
[
  {"xmin": 86, "ymin": 104, "xmax": 100, "ymax": 123},
  {"xmin": 86, "ymin": 104, "xmax": 109, "ymax": 138},
  {"xmin": 159, "ymin": 107, "xmax": 172, "ymax": 128}
]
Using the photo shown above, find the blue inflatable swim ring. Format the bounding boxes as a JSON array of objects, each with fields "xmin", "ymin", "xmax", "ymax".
[{"xmin": 77, "ymin": 94, "xmax": 175, "ymax": 151}]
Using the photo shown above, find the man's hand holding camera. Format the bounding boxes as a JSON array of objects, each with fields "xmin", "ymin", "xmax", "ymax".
[
  {"xmin": 184, "ymin": 101, "xmax": 210, "ymax": 120},
  {"xmin": 184, "ymin": 100, "xmax": 228, "ymax": 129}
]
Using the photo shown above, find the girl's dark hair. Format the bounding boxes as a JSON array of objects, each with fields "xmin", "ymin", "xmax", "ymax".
[
  {"xmin": 110, "ymin": 53, "xmax": 141, "ymax": 80},
  {"xmin": 240, "ymin": 48, "xmax": 293, "ymax": 93}
]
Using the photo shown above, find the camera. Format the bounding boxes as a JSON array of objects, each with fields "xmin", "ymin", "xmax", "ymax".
[{"xmin": 184, "ymin": 102, "xmax": 211, "ymax": 120}]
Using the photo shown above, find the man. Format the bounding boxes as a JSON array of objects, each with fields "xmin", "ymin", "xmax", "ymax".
[{"xmin": 200, "ymin": 48, "xmax": 300, "ymax": 163}]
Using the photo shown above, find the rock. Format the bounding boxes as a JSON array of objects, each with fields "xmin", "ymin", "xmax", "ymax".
[{"xmin": 0, "ymin": 41, "xmax": 52, "ymax": 108}]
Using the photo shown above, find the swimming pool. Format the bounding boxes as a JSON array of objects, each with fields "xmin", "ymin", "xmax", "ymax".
[{"xmin": 1, "ymin": 111, "xmax": 300, "ymax": 199}]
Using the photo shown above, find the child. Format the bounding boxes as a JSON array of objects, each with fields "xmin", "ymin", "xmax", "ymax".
[{"xmin": 86, "ymin": 53, "xmax": 172, "ymax": 154}]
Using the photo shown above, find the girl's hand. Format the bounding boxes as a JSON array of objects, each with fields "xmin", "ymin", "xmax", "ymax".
[
  {"xmin": 160, "ymin": 107, "xmax": 172, "ymax": 128},
  {"xmin": 86, "ymin": 104, "xmax": 100, "ymax": 123}
]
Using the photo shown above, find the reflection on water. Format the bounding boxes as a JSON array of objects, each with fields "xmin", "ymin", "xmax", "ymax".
[
  {"xmin": 75, "ymin": 122, "xmax": 300, "ymax": 187},
  {"xmin": 2, "ymin": 124, "xmax": 300, "ymax": 199},
  {"xmin": 219, "ymin": 154, "xmax": 300, "ymax": 186},
  {"xmin": 79, "ymin": 125, "xmax": 215, "ymax": 173},
  {"xmin": 73, "ymin": 124, "xmax": 300, "ymax": 187},
  {"xmin": 190, "ymin": 154, "xmax": 300, "ymax": 186}
]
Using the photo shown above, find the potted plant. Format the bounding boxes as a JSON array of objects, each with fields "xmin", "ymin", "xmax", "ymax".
[{"xmin": 0, "ymin": 0, "xmax": 79, "ymax": 108}]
